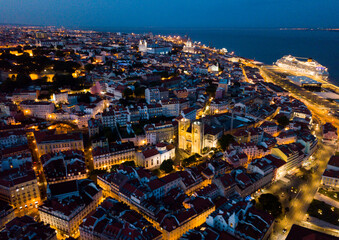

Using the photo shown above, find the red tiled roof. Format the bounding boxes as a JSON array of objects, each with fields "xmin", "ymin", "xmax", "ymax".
[
  {"xmin": 328, "ymin": 155, "xmax": 339, "ymax": 168},
  {"xmin": 142, "ymin": 148, "xmax": 159, "ymax": 158}
]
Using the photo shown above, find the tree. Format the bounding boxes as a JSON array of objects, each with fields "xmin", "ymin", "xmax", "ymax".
[
  {"xmin": 85, "ymin": 63, "xmax": 95, "ymax": 73},
  {"xmin": 277, "ymin": 115, "xmax": 290, "ymax": 127},
  {"xmin": 206, "ymin": 84, "xmax": 217, "ymax": 97},
  {"xmin": 132, "ymin": 124, "xmax": 144, "ymax": 136},
  {"xmin": 218, "ymin": 134, "xmax": 235, "ymax": 151},
  {"xmin": 16, "ymin": 73, "xmax": 32, "ymax": 87},
  {"xmin": 78, "ymin": 92, "xmax": 92, "ymax": 104},
  {"xmin": 257, "ymin": 193, "xmax": 282, "ymax": 218},
  {"xmin": 182, "ymin": 155, "xmax": 197, "ymax": 167},
  {"xmin": 134, "ymin": 86, "xmax": 145, "ymax": 98},
  {"xmin": 233, "ymin": 81, "xmax": 241, "ymax": 88},
  {"xmin": 160, "ymin": 159, "xmax": 174, "ymax": 173},
  {"xmin": 122, "ymin": 160, "xmax": 135, "ymax": 167},
  {"xmin": 55, "ymin": 50, "xmax": 65, "ymax": 57},
  {"xmin": 123, "ymin": 88, "xmax": 134, "ymax": 98},
  {"xmin": 152, "ymin": 169, "xmax": 161, "ymax": 177},
  {"xmin": 53, "ymin": 60, "xmax": 80, "ymax": 73}
]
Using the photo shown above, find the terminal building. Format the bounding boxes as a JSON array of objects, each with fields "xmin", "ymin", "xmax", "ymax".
[{"xmin": 287, "ymin": 76, "xmax": 322, "ymax": 91}]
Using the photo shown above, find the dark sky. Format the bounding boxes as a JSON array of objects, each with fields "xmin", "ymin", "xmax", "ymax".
[{"xmin": 0, "ymin": 0, "xmax": 338, "ymax": 29}]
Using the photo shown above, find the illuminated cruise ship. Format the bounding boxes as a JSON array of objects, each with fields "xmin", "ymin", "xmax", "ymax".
[{"xmin": 275, "ymin": 55, "xmax": 329, "ymax": 80}]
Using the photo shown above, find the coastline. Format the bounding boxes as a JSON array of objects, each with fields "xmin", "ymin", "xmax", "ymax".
[{"xmin": 91, "ymin": 27, "xmax": 339, "ymax": 86}]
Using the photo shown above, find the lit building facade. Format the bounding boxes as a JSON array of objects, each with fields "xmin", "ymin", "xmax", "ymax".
[
  {"xmin": 178, "ymin": 118, "xmax": 204, "ymax": 154},
  {"xmin": 92, "ymin": 141, "xmax": 136, "ymax": 170},
  {"xmin": 136, "ymin": 143, "xmax": 175, "ymax": 169},
  {"xmin": 0, "ymin": 169, "xmax": 41, "ymax": 211},
  {"xmin": 39, "ymin": 180, "xmax": 102, "ymax": 239},
  {"xmin": 34, "ymin": 131, "xmax": 84, "ymax": 157},
  {"xmin": 20, "ymin": 100, "xmax": 55, "ymax": 119}
]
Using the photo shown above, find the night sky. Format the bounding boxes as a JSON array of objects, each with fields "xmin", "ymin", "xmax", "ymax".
[{"xmin": 0, "ymin": 0, "xmax": 338, "ymax": 29}]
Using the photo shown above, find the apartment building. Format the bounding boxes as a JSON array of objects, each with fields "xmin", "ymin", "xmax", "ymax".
[
  {"xmin": 0, "ymin": 167, "xmax": 41, "ymax": 211},
  {"xmin": 34, "ymin": 130, "xmax": 84, "ymax": 157},
  {"xmin": 40, "ymin": 150, "xmax": 87, "ymax": 184},
  {"xmin": 20, "ymin": 100, "xmax": 55, "ymax": 119},
  {"xmin": 39, "ymin": 179, "xmax": 102, "ymax": 239},
  {"xmin": 144, "ymin": 122, "xmax": 175, "ymax": 145},
  {"xmin": 92, "ymin": 141, "xmax": 136, "ymax": 170}
]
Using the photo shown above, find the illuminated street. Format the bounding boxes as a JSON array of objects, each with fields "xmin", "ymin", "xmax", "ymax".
[
  {"xmin": 240, "ymin": 60, "xmax": 339, "ymax": 239},
  {"xmin": 0, "ymin": 6, "xmax": 338, "ymax": 238},
  {"xmin": 270, "ymin": 143, "xmax": 336, "ymax": 239}
]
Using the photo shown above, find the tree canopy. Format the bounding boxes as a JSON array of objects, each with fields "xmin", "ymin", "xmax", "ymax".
[
  {"xmin": 218, "ymin": 134, "xmax": 235, "ymax": 151},
  {"xmin": 206, "ymin": 84, "xmax": 217, "ymax": 97},
  {"xmin": 85, "ymin": 63, "xmax": 95, "ymax": 73},
  {"xmin": 123, "ymin": 88, "xmax": 134, "ymax": 98},
  {"xmin": 182, "ymin": 153, "xmax": 201, "ymax": 167},
  {"xmin": 160, "ymin": 159, "xmax": 174, "ymax": 173},
  {"xmin": 257, "ymin": 193, "xmax": 282, "ymax": 218},
  {"xmin": 277, "ymin": 115, "xmax": 290, "ymax": 127}
]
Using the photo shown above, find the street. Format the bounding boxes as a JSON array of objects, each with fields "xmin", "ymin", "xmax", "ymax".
[
  {"xmin": 239, "ymin": 60, "xmax": 339, "ymax": 239},
  {"xmin": 264, "ymin": 143, "xmax": 335, "ymax": 240}
]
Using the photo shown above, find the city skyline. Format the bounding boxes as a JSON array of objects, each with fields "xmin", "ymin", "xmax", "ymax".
[
  {"xmin": 0, "ymin": 1, "xmax": 338, "ymax": 238},
  {"xmin": 0, "ymin": 0, "xmax": 339, "ymax": 29}
]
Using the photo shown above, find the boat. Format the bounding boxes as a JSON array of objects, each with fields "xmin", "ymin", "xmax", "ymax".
[{"xmin": 275, "ymin": 55, "xmax": 329, "ymax": 80}]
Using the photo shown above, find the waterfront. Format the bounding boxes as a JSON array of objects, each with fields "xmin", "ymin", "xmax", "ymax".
[
  {"xmin": 94, "ymin": 27, "xmax": 339, "ymax": 85},
  {"xmin": 1, "ymin": 25, "xmax": 339, "ymax": 240}
]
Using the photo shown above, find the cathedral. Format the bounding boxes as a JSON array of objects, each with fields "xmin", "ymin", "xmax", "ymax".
[
  {"xmin": 139, "ymin": 40, "xmax": 148, "ymax": 53},
  {"xmin": 183, "ymin": 39, "xmax": 197, "ymax": 54},
  {"xmin": 178, "ymin": 118, "xmax": 204, "ymax": 154}
]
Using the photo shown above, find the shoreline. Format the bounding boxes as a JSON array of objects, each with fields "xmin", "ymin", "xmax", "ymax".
[{"xmin": 1, "ymin": 24, "xmax": 339, "ymax": 87}]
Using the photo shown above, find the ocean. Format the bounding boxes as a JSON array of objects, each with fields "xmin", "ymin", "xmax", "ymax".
[{"xmin": 93, "ymin": 27, "xmax": 339, "ymax": 85}]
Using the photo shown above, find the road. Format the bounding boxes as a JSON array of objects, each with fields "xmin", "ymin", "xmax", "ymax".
[
  {"xmin": 240, "ymin": 60, "xmax": 339, "ymax": 239},
  {"xmin": 266, "ymin": 143, "xmax": 336, "ymax": 240},
  {"xmin": 258, "ymin": 66, "xmax": 339, "ymax": 129}
]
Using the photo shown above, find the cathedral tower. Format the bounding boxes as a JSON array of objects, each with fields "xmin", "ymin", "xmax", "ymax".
[{"xmin": 192, "ymin": 120, "xmax": 204, "ymax": 154}]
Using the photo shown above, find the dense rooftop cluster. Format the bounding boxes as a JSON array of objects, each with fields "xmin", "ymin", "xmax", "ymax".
[{"xmin": 0, "ymin": 25, "xmax": 337, "ymax": 239}]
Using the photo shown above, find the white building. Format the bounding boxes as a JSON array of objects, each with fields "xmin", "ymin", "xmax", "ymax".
[
  {"xmin": 52, "ymin": 92, "xmax": 68, "ymax": 104},
  {"xmin": 139, "ymin": 40, "xmax": 171, "ymax": 55},
  {"xmin": 20, "ymin": 100, "xmax": 55, "ymax": 119},
  {"xmin": 136, "ymin": 143, "xmax": 175, "ymax": 169},
  {"xmin": 183, "ymin": 39, "xmax": 197, "ymax": 54},
  {"xmin": 145, "ymin": 87, "xmax": 168, "ymax": 104},
  {"xmin": 322, "ymin": 155, "xmax": 339, "ymax": 188},
  {"xmin": 206, "ymin": 201, "xmax": 274, "ymax": 240}
]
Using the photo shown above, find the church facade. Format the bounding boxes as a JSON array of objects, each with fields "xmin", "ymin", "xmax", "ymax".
[{"xmin": 178, "ymin": 118, "xmax": 204, "ymax": 154}]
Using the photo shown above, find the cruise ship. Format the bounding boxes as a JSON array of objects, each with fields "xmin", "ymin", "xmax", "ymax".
[{"xmin": 275, "ymin": 55, "xmax": 329, "ymax": 80}]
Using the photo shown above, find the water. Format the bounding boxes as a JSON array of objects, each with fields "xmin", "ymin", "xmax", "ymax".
[{"xmin": 92, "ymin": 27, "xmax": 339, "ymax": 85}]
